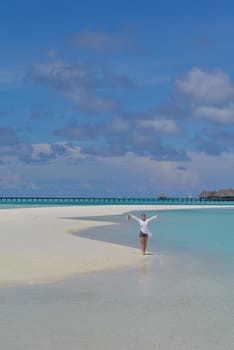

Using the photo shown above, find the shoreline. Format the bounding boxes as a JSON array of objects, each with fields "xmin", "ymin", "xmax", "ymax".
[{"xmin": 1, "ymin": 204, "xmax": 233, "ymax": 288}]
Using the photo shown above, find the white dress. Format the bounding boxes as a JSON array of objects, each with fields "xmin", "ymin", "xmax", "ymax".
[{"xmin": 129, "ymin": 214, "xmax": 159, "ymax": 238}]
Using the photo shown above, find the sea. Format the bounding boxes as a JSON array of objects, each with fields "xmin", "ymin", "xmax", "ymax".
[{"xmin": 0, "ymin": 200, "xmax": 234, "ymax": 350}]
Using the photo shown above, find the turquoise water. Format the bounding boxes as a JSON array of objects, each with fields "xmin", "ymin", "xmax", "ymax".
[
  {"xmin": 76, "ymin": 207, "xmax": 234, "ymax": 265},
  {"xmin": 0, "ymin": 207, "xmax": 234, "ymax": 349}
]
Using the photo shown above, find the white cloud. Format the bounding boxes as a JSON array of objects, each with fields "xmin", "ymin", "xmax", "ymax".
[
  {"xmin": 140, "ymin": 118, "xmax": 182, "ymax": 135},
  {"xmin": 26, "ymin": 60, "xmax": 134, "ymax": 114},
  {"xmin": 68, "ymin": 29, "xmax": 142, "ymax": 54},
  {"xmin": 27, "ymin": 61, "xmax": 92, "ymax": 90},
  {"xmin": 194, "ymin": 104, "xmax": 234, "ymax": 123},
  {"xmin": 107, "ymin": 117, "xmax": 129, "ymax": 132},
  {"xmin": 187, "ymin": 151, "xmax": 234, "ymax": 190},
  {"xmin": 31, "ymin": 142, "xmax": 84, "ymax": 161},
  {"xmin": 47, "ymin": 48, "xmax": 58, "ymax": 60},
  {"xmin": 96, "ymin": 153, "xmax": 199, "ymax": 195},
  {"xmin": 67, "ymin": 90, "xmax": 116, "ymax": 114},
  {"xmin": 2, "ymin": 144, "xmax": 233, "ymax": 196},
  {"xmin": 175, "ymin": 67, "xmax": 234, "ymax": 104},
  {"xmin": 0, "ymin": 171, "xmax": 21, "ymax": 188},
  {"xmin": 70, "ymin": 30, "xmax": 122, "ymax": 51}
]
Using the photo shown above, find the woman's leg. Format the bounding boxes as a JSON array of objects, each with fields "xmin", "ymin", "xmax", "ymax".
[
  {"xmin": 140, "ymin": 236, "xmax": 145, "ymax": 254},
  {"xmin": 139, "ymin": 235, "xmax": 148, "ymax": 255},
  {"xmin": 143, "ymin": 236, "xmax": 148, "ymax": 254}
]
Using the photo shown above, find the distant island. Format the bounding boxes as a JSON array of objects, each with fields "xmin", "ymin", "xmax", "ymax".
[{"xmin": 200, "ymin": 189, "xmax": 234, "ymax": 200}]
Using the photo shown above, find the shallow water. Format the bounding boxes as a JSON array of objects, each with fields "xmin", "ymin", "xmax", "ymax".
[
  {"xmin": 76, "ymin": 208, "xmax": 234, "ymax": 266},
  {"xmin": 0, "ymin": 208, "xmax": 234, "ymax": 349}
]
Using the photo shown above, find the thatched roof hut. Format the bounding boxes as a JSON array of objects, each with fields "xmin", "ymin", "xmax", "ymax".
[{"xmin": 200, "ymin": 188, "xmax": 234, "ymax": 199}]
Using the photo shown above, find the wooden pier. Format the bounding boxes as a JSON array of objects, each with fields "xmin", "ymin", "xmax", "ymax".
[{"xmin": 0, "ymin": 196, "xmax": 231, "ymax": 206}]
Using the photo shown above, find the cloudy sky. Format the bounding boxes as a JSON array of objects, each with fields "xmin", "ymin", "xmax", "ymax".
[{"xmin": 0, "ymin": 0, "xmax": 234, "ymax": 197}]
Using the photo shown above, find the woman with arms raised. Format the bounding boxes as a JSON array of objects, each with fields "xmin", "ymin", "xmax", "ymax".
[{"xmin": 128, "ymin": 212, "xmax": 160, "ymax": 255}]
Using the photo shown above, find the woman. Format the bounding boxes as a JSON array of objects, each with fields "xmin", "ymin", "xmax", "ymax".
[{"xmin": 128, "ymin": 212, "xmax": 160, "ymax": 255}]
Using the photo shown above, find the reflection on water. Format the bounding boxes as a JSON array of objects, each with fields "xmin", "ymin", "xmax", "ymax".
[
  {"xmin": 0, "ymin": 252, "xmax": 233, "ymax": 350},
  {"xmin": 137, "ymin": 255, "xmax": 151, "ymax": 297}
]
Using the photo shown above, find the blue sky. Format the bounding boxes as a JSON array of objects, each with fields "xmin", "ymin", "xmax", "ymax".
[{"xmin": 1, "ymin": 0, "xmax": 234, "ymax": 197}]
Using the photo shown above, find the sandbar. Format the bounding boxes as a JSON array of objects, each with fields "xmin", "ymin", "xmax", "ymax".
[{"xmin": 0, "ymin": 204, "xmax": 232, "ymax": 287}]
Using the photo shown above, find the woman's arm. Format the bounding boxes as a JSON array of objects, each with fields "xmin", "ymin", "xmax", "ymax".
[
  {"xmin": 128, "ymin": 214, "xmax": 141, "ymax": 224},
  {"xmin": 147, "ymin": 214, "xmax": 160, "ymax": 223}
]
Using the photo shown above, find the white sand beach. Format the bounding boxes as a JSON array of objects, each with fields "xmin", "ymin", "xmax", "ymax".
[
  {"xmin": 1, "ymin": 204, "xmax": 234, "ymax": 350},
  {"xmin": 0, "ymin": 204, "xmax": 231, "ymax": 287}
]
